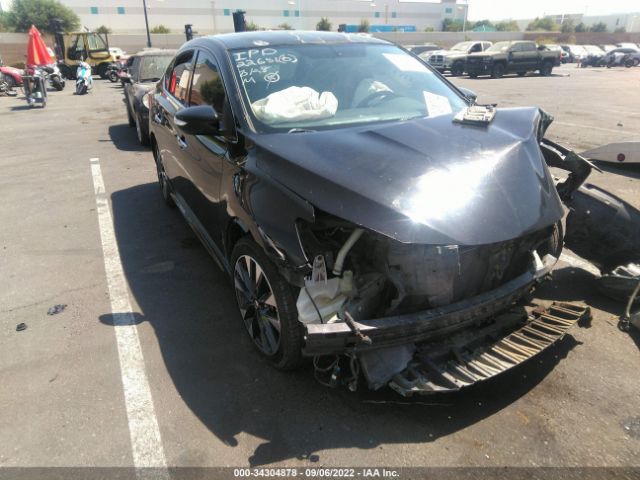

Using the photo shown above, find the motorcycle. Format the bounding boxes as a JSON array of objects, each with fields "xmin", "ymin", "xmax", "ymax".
[
  {"xmin": 23, "ymin": 65, "xmax": 48, "ymax": 108},
  {"xmin": 0, "ymin": 72, "xmax": 18, "ymax": 97},
  {"xmin": 43, "ymin": 63, "xmax": 65, "ymax": 91},
  {"xmin": 75, "ymin": 60, "xmax": 93, "ymax": 95},
  {"xmin": 0, "ymin": 55, "xmax": 24, "ymax": 89},
  {"xmin": 105, "ymin": 63, "xmax": 120, "ymax": 83}
]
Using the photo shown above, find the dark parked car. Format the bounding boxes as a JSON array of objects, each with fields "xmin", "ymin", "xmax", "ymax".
[
  {"xmin": 466, "ymin": 41, "xmax": 560, "ymax": 78},
  {"xmin": 422, "ymin": 41, "xmax": 492, "ymax": 76},
  {"xmin": 123, "ymin": 49, "xmax": 175, "ymax": 145},
  {"xmin": 148, "ymin": 32, "xmax": 600, "ymax": 395}
]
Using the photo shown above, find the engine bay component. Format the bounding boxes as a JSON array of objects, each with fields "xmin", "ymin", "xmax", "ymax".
[{"xmin": 388, "ymin": 302, "xmax": 590, "ymax": 396}]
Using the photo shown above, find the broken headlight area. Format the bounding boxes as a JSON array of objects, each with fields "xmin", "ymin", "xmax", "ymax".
[{"xmin": 294, "ymin": 210, "xmax": 565, "ymax": 393}]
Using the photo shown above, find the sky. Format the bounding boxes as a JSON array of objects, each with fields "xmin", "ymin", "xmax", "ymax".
[
  {"xmin": 1, "ymin": 0, "xmax": 639, "ymax": 21},
  {"xmin": 461, "ymin": 0, "xmax": 640, "ymax": 21}
]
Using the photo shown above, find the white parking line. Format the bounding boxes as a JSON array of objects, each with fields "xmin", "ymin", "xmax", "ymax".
[{"xmin": 90, "ymin": 158, "xmax": 169, "ymax": 478}]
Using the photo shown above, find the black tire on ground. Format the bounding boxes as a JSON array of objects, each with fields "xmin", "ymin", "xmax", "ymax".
[
  {"xmin": 52, "ymin": 77, "xmax": 64, "ymax": 91},
  {"xmin": 108, "ymin": 70, "xmax": 118, "ymax": 82},
  {"xmin": 231, "ymin": 237, "xmax": 303, "ymax": 371},
  {"xmin": 517, "ymin": 71, "xmax": 526, "ymax": 77},
  {"xmin": 153, "ymin": 141, "xmax": 175, "ymax": 207},
  {"xmin": 127, "ymin": 104, "xmax": 135, "ymax": 127},
  {"xmin": 451, "ymin": 62, "xmax": 464, "ymax": 76},
  {"xmin": 540, "ymin": 62, "xmax": 553, "ymax": 76},
  {"xmin": 491, "ymin": 63, "xmax": 505, "ymax": 79},
  {"xmin": 135, "ymin": 111, "xmax": 150, "ymax": 146},
  {"xmin": 469, "ymin": 72, "xmax": 478, "ymax": 79},
  {"xmin": 97, "ymin": 63, "xmax": 109, "ymax": 79},
  {"xmin": 4, "ymin": 75, "xmax": 16, "ymax": 88},
  {"xmin": 58, "ymin": 64, "xmax": 74, "ymax": 80}
]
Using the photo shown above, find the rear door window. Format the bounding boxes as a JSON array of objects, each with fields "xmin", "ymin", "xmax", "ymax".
[{"xmin": 165, "ymin": 51, "xmax": 195, "ymax": 105}]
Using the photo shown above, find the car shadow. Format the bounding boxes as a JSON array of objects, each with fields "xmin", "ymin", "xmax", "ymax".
[
  {"xmin": 108, "ymin": 123, "xmax": 148, "ymax": 152},
  {"xmin": 535, "ymin": 266, "xmax": 626, "ymax": 318},
  {"xmin": 593, "ymin": 162, "xmax": 640, "ymax": 180},
  {"xmin": 103, "ymin": 182, "xmax": 581, "ymax": 466}
]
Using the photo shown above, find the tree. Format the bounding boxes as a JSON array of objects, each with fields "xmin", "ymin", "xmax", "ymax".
[
  {"xmin": 358, "ymin": 19, "xmax": 369, "ymax": 33},
  {"xmin": 470, "ymin": 19, "xmax": 494, "ymax": 31},
  {"xmin": 316, "ymin": 17, "xmax": 331, "ymax": 31},
  {"xmin": 574, "ymin": 22, "xmax": 587, "ymax": 32},
  {"xmin": 4, "ymin": 0, "xmax": 79, "ymax": 33},
  {"xmin": 614, "ymin": 26, "xmax": 626, "ymax": 33},
  {"xmin": 150, "ymin": 25, "xmax": 170, "ymax": 33},
  {"xmin": 560, "ymin": 19, "xmax": 575, "ymax": 33},
  {"xmin": 495, "ymin": 20, "xmax": 519, "ymax": 31},
  {"xmin": 589, "ymin": 22, "xmax": 608, "ymax": 32},
  {"xmin": 96, "ymin": 25, "xmax": 112, "ymax": 34},
  {"xmin": 442, "ymin": 18, "xmax": 464, "ymax": 32},
  {"xmin": 278, "ymin": 22, "xmax": 293, "ymax": 30},
  {"xmin": 245, "ymin": 21, "xmax": 259, "ymax": 31},
  {"xmin": 525, "ymin": 17, "xmax": 558, "ymax": 31},
  {"xmin": 0, "ymin": 11, "xmax": 10, "ymax": 31},
  {"xmin": 423, "ymin": 26, "xmax": 435, "ymax": 32}
]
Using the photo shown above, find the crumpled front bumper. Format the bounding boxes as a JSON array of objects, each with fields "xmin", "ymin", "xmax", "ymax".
[{"xmin": 303, "ymin": 269, "xmax": 538, "ymax": 357}]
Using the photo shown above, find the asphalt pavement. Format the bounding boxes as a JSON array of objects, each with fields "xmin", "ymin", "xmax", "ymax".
[{"xmin": 0, "ymin": 64, "xmax": 639, "ymax": 478}]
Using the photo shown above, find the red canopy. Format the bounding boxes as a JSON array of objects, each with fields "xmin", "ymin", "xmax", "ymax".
[{"xmin": 26, "ymin": 25, "xmax": 52, "ymax": 66}]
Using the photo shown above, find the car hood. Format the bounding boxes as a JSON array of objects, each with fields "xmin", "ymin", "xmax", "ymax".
[{"xmin": 253, "ymin": 107, "xmax": 564, "ymax": 246}]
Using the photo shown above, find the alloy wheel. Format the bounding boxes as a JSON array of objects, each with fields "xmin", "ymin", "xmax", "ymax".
[{"xmin": 233, "ymin": 255, "xmax": 281, "ymax": 356}]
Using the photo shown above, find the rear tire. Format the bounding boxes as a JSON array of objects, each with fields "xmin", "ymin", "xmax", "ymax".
[
  {"xmin": 231, "ymin": 237, "xmax": 303, "ymax": 371},
  {"xmin": 4, "ymin": 75, "xmax": 16, "ymax": 88},
  {"xmin": 517, "ymin": 71, "xmax": 526, "ymax": 77},
  {"xmin": 469, "ymin": 72, "xmax": 478, "ymax": 79},
  {"xmin": 97, "ymin": 63, "xmax": 109, "ymax": 79},
  {"xmin": 491, "ymin": 63, "xmax": 505, "ymax": 79},
  {"xmin": 540, "ymin": 62, "xmax": 553, "ymax": 76}
]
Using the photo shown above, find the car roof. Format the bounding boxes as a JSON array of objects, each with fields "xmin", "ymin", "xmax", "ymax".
[
  {"xmin": 186, "ymin": 31, "xmax": 389, "ymax": 50},
  {"xmin": 133, "ymin": 48, "xmax": 177, "ymax": 57}
]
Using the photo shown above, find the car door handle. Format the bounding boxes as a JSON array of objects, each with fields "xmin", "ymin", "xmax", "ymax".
[{"xmin": 177, "ymin": 135, "xmax": 188, "ymax": 150}]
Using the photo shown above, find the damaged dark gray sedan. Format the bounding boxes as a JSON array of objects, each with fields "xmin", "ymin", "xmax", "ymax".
[{"xmin": 148, "ymin": 32, "xmax": 595, "ymax": 396}]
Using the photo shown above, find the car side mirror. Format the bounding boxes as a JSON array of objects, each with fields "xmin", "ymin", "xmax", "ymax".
[
  {"xmin": 458, "ymin": 87, "xmax": 477, "ymax": 104},
  {"xmin": 175, "ymin": 105, "xmax": 220, "ymax": 136}
]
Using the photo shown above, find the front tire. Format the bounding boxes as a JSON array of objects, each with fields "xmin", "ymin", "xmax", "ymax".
[
  {"xmin": 231, "ymin": 238, "xmax": 303, "ymax": 371},
  {"xmin": 491, "ymin": 63, "xmax": 505, "ymax": 79},
  {"xmin": 517, "ymin": 71, "xmax": 526, "ymax": 77},
  {"xmin": 540, "ymin": 62, "xmax": 553, "ymax": 76},
  {"xmin": 135, "ymin": 111, "xmax": 150, "ymax": 146}
]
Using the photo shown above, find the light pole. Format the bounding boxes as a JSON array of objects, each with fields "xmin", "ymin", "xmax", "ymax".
[
  {"xmin": 142, "ymin": 0, "xmax": 152, "ymax": 47},
  {"xmin": 462, "ymin": 0, "xmax": 468, "ymax": 33}
]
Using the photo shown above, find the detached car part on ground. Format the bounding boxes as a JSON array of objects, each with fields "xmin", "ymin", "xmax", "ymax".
[{"xmin": 147, "ymin": 32, "xmax": 636, "ymax": 396}]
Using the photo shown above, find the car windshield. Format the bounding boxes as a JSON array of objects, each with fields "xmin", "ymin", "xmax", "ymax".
[
  {"xmin": 137, "ymin": 55, "xmax": 173, "ymax": 82},
  {"xmin": 230, "ymin": 43, "xmax": 467, "ymax": 132},
  {"xmin": 486, "ymin": 42, "xmax": 511, "ymax": 52},
  {"xmin": 451, "ymin": 42, "xmax": 473, "ymax": 51}
]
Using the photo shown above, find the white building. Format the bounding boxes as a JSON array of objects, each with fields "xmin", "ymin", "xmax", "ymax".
[{"xmin": 56, "ymin": 0, "xmax": 467, "ymax": 34}]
